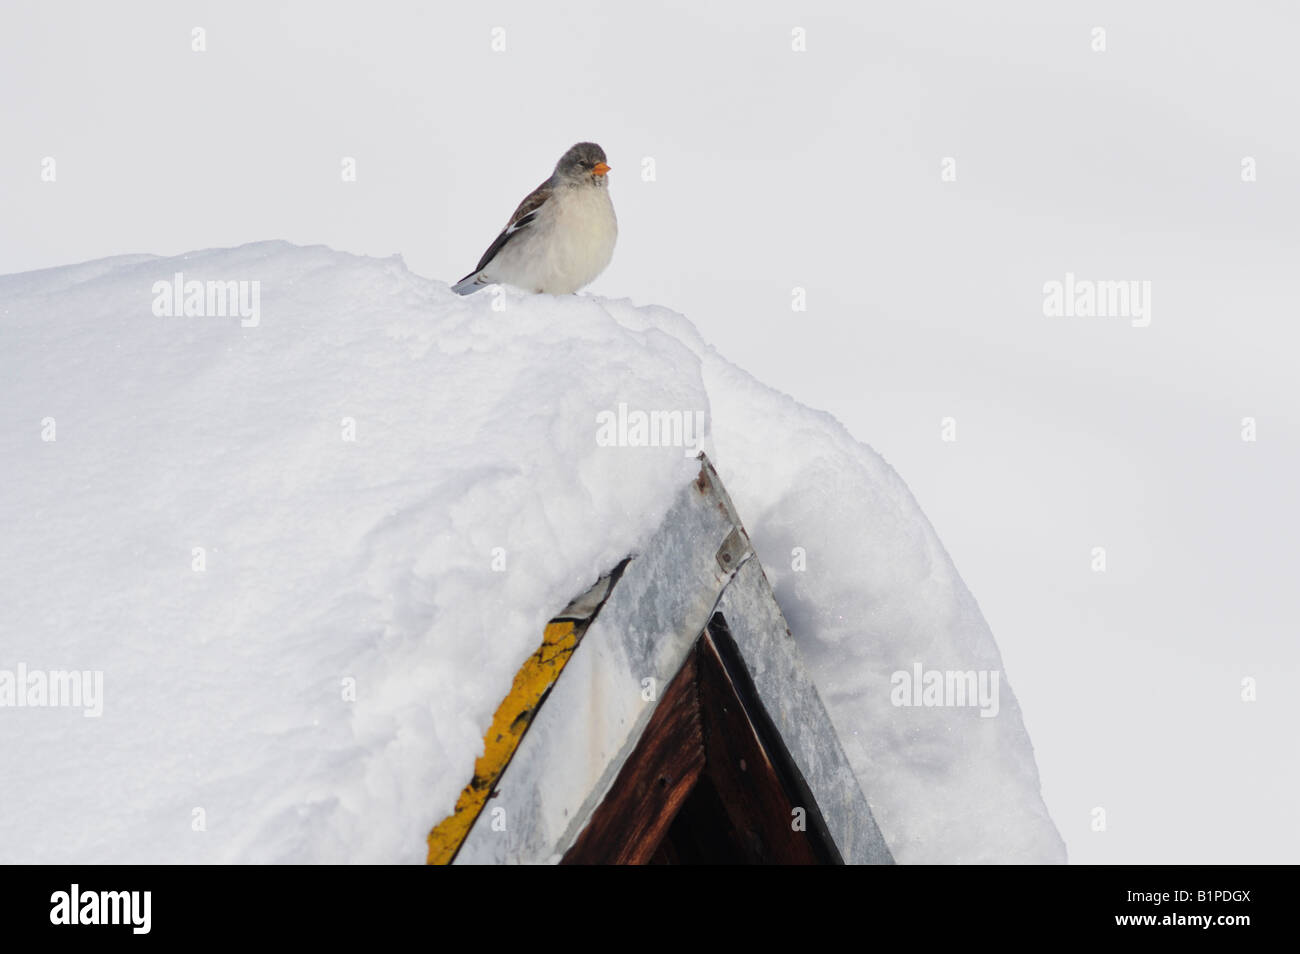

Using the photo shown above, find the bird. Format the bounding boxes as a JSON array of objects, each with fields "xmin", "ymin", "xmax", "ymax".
[{"xmin": 452, "ymin": 142, "xmax": 617, "ymax": 296}]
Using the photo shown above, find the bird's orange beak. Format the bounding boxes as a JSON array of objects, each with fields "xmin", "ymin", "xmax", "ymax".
[{"xmin": 592, "ymin": 162, "xmax": 611, "ymax": 177}]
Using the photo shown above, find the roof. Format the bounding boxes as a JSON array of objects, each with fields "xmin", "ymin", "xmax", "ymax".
[{"xmin": 430, "ymin": 456, "xmax": 893, "ymax": 864}]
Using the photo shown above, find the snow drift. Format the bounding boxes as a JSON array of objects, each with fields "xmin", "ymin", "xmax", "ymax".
[{"xmin": 0, "ymin": 241, "xmax": 1064, "ymax": 863}]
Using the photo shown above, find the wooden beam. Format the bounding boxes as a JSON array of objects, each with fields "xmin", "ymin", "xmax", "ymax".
[
  {"xmin": 698, "ymin": 617, "xmax": 841, "ymax": 864},
  {"xmin": 562, "ymin": 613, "xmax": 842, "ymax": 864},
  {"xmin": 560, "ymin": 649, "xmax": 705, "ymax": 864}
]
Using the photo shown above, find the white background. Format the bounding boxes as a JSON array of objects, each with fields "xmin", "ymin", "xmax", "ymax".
[{"xmin": 3, "ymin": 0, "xmax": 1296, "ymax": 863}]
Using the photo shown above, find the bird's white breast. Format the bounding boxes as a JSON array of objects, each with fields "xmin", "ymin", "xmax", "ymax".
[{"xmin": 493, "ymin": 184, "xmax": 617, "ymax": 294}]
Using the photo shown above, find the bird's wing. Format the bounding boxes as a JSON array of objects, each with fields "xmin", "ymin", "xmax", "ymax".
[{"xmin": 458, "ymin": 179, "xmax": 552, "ymax": 283}]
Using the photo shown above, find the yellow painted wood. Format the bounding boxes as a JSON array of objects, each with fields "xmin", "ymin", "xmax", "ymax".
[{"xmin": 426, "ymin": 620, "xmax": 579, "ymax": 864}]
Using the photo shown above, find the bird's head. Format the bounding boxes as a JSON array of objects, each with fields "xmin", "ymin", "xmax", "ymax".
[{"xmin": 555, "ymin": 142, "xmax": 610, "ymax": 186}]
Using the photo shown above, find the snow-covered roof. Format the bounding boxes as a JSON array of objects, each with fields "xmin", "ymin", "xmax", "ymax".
[
  {"xmin": 0, "ymin": 242, "xmax": 1064, "ymax": 863},
  {"xmin": 434, "ymin": 456, "xmax": 893, "ymax": 864}
]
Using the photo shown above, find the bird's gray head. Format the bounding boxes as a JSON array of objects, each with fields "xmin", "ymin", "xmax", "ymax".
[{"xmin": 554, "ymin": 142, "xmax": 610, "ymax": 187}]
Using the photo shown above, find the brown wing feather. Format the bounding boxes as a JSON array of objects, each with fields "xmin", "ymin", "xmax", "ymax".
[
  {"xmin": 462, "ymin": 180, "xmax": 553, "ymax": 279},
  {"xmin": 505, "ymin": 180, "xmax": 552, "ymax": 230}
]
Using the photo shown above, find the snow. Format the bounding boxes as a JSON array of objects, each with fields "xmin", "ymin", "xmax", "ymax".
[{"xmin": 0, "ymin": 241, "xmax": 1062, "ymax": 863}]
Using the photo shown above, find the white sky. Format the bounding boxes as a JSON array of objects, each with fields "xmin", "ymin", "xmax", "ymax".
[{"xmin": 3, "ymin": 0, "xmax": 1297, "ymax": 863}]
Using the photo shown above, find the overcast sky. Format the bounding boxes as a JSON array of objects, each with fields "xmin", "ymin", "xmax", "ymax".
[{"xmin": 3, "ymin": 0, "xmax": 1297, "ymax": 863}]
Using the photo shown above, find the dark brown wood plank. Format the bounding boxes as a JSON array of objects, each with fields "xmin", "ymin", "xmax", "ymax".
[
  {"xmin": 563, "ymin": 613, "xmax": 842, "ymax": 864},
  {"xmin": 696, "ymin": 630, "xmax": 829, "ymax": 864},
  {"xmin": 703, "ymin": 615, "xmax": 844, "ymax": 862},
  {"xmin": 560, "ymin": 650, "xmax": 705, "ymax": 864},
  {"xmin": 649, "ymin": 773, "xmax": 751, "ymax": 864}
]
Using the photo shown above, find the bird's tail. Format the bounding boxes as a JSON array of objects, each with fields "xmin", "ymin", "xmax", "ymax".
[{"xmin": 451, "ymin": 271, "xmax": 488, "ymax": 296}]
